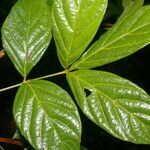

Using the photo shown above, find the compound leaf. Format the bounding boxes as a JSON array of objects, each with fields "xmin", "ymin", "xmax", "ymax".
[
  {"xmin": 52, "ymin": 0, "xmax": 107, "ymax": 68},
  {"xmin": 71, "ymin": 5, "xmax": 150, "ymax": 70},
  {"xmin": 13, "ymin": 80, "xmax": 81, "ymax": 150},
  {"xmin": 2, "ymin": 0, "xmax": 52, "ymax": 77},
  {"xmin": 67, "ymin": 70, "xmax": 150, "ymax": 144}
]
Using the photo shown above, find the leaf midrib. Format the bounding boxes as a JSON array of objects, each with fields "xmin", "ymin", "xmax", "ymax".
[
  {"xmin": 71, "ymin": 74, "xmax": 150, "ymax": 142},
  {"xmin": 70, "ymin": 73, "xmax": 150, "ymax": 128},
  {"xmin": 23, "ymin": 0, "xmax": 32, "ymax": 78},
  {"xmin": 73, "ymin": 7, "xmax": 149, "ymax": 68},
  {"xmin": 27, "ymin": 82, "xmax": 80, "ymax": 139},
  {"xmin": 65, "ymin": 0, "xmax": 82, "ymax": 64},
  {"xmin": 69, "ymin": 74, "xmax": 129, "ymax": 138}
]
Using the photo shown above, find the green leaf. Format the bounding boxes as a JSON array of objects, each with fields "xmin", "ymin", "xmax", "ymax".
[
  {"xmin": 2, "ymin": 0, "xmax": 52, "ymax": 77},
  {"xmin": 13, "ymin": 80, "xmax": 81, "ymax": 150},
  {"xmin": 70, "ymin": 5, "xmax": 150, "ymax": 70},
  {"xmin": 119, "ymin": 0, "xmax": 144, "ymax": 21},
  {"xmin": 47, "ymin": 0, "xmax": 54, "ymax": 12},
  {"xmin": 52, "ymin": 0, "xmax": 107, "ymax": 68},
  {"xmin": 122, "ymin": 0, "xmax": 144, "ymax": 10},
  {"xmin": 67, "ymin": 70, "xmax": 150, "ymax": 144},
  {"xmin": 122, "ymin": 0, "xmax": 132, "ymax": 8}
]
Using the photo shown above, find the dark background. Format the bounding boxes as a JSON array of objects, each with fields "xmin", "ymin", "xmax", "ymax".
[{"xmin": 0, "ymin": 0, "xmax": 150, "ymax": 149}]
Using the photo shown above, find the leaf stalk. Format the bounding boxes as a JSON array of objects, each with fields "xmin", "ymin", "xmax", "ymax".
[
  {"xmin": 32, "ymin": 70, "xmax": 68, "ymax": 81},
  {"xmin": 0, "ymin": 70, "xmax": 69, "ymax": 93},
  {"xmin": 0, "ymin": 83, "xmax": 23, "ymax": 92}
]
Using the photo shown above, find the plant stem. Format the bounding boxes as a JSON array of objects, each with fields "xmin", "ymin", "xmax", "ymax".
[
  {"xmin": 0, "ymin": 83, "xmax": 23, "ymax": 92},
  {"xmin": 0, "ymin": 137, "xmax": 23, "ymax": 146},
  {"xmin": 32, "ymin": 70, "xmax": 68, "ymax": 81},
  {"xmin": 0, "ymin": 70, "xmax": 69, "ymax": 93}
]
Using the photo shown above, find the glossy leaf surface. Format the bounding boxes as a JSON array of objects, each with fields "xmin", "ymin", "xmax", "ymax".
[
  {"xmin": 67, "ymin": 70, "xmax": 150, "ymax": 144},
  {"xmin": 13, "ymin": 80, "xmax": 81, "ymax": 150},
  {"xmin": 2, "ymin": 0, "xmax": 52, "ymax": 77},
  {"xmin": 71, "ymin": 5, "xmax": 150, "ymax": 70},
  {"xmin": 52, "ymin": 0, "xmax": 107, "ymax": 68}
]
